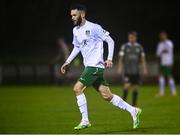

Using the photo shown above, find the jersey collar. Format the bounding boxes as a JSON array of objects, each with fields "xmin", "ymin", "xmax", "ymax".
[{"xmin": 127, "ymin": 42, "xmax": 139, "ymax": 46}]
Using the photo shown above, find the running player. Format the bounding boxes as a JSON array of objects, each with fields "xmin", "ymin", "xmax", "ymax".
[{"xmin": 61, "ymin": 4, "xmax": 142, "ymax": 130}]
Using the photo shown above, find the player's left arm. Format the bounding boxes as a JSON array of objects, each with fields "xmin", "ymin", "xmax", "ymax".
[
  {"xmin": 95, "ymin": 25, "xmax": 114, "ymax": 68},
  {"xmin": 140, "ymin": 46, "xmax": 148, "ymax": 76},
  {"xmin": 104, "ymin": 36, "xmax": 114, "ymax": 68}
]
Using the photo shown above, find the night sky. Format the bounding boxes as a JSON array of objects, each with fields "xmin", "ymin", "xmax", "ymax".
[{"xmin": 1, "ymin": 0, "xmax": 180, "ymax": 63}]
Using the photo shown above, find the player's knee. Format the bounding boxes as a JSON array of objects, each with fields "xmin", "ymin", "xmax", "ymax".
[
  {"xmin": 73, "ymin": 85, "xmax": 83, "ymax": 95},
  {"xmin": 168, "ymin": 76, "xmax": 173, "ymax": 80}
]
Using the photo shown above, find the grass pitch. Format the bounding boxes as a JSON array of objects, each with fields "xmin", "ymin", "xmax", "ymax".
[{"xmin": 0, "ymin": 85, "xmax": 179, "ymax": 134}]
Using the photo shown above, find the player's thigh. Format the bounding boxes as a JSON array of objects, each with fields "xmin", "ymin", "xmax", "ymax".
[
  {"xmin": 73, "ymin": 81, "xmax": 86, "ymax": 94},
  {"xmin": 79, "ymin": 67, "xmax": 99, "ymax": 87},
  {"xmin": 92, "ymin": 75, "xmax": 109, "ymax": 91},
  {"xmin": 161, "ymin": 66, "xmax": 172, "ymax": 77},
  {"xmin": 131, "ymin": 84, "xmax": 139, "ymax": 91},
  {"xmin": 167, "ymin": 66, "xmax": 173, "ymax": 78},
  {"xmin": 124, "ymin": 83, "xmax": 131, "ymax": 89}
]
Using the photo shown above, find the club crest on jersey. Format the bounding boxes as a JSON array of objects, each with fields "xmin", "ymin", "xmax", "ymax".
[{"xmin": 85, "ymin": 30, "xmax": 90, "ymax": 36}]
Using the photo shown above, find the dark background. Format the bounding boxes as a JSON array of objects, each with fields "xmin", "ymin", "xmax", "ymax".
[
  {"xmin": 1, "ymin": 0, "xmax": 180, "ymax": 83},
  {"xmin": 1, "ymin": 0, "xmax": 180, "ymax": 63}
]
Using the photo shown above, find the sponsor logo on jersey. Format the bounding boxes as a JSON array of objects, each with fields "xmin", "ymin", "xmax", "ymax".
[{"xmin": 85, "ymin": 30, "xmax": 90, "ymax": 36}]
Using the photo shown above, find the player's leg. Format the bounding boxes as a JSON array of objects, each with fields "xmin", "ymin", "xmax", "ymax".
[
  {"xmin": 168, "ymin": 77, "xmax": 176, "ymax": 96},
  {"xmin": 168, "ymin": 76, "xmax": 176, "ymax": 96},
  {"xmin": 74, "ymin": 67, "xmax": 99, "ymax": 130},
  {"xmin": 159, "ymin": 66, "xmax": 166, "ymax": 96},
  {"xmin": 73, "ymin": 81, "xmax": 91, "ymax": 130},
  {"xmin": 123, "ymin": 83, "xmax": 130, "ymax": 101},
  {"xmin": 98, "ymin": 84, "xmax": 142, "ymax": 129},
  {"xmin": 167, "ymin": 67, "xmax": 176, "ymax": 96},
  {"xmin": 131, "ymin": 74, "xmax": 140, "ymax": 106},
  {"xmin": 159, "ymin": 75, "xmax": 165, "ymax": 96},
  {"xmin": 98, "ymin": 84, "xmax": 135, "ymax": 113},
  {"xmin": 73, "ymin": 81, "xmax": 88, "ymax": 120},
  {"xmin": 122, "ymin": 74, "xmax": 131, "ymax": 101},
  {"xmin": 131, "ymin": 85, "xmax": 139, "ymax": 106}
]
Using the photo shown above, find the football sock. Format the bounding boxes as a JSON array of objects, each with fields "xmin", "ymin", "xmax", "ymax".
[
  {"xmin": 76, "ymin": 93, "xmax": 89, "ymax": 122},
  {"xmin": 159, "ymin": 76, "xmax": 165, "ymax": 95},
  {"xmin": 123, "ymin": 88, "xmax": 128, "ymax": 101},
  {"xmin": 169, "ymin": 78, "xmax": 176, "ymax": 95},
  {"xmin": 132, "ymin": 89, "xmax": 138, "ymax": 106},
  {"xmin": 110, "ymin": 94, "xmax": 135, "ymax": 114}
]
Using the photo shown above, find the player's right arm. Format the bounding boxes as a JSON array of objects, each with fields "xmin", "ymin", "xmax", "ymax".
[
  {"xmin": 61, "ymin": 46, "xmax": 80, "ymax": 74},
  {"xmin": 61, "ymin": 31, "xmax": 80, "ymax": 74},
  {"xmin": 117, "ymin": 45, "xmax": 125, "ymax": 75},
  {"xmin": 156, "ymin": 43, "xmax": 162, "ymax": 68}
]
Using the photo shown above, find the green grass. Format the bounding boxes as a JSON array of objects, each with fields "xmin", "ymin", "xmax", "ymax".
[{"xmin": 0, "ymin": 85, "xmax": 179, "ymax": 134}]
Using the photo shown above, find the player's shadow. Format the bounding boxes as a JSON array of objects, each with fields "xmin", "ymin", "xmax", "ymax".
[{"xmin": 98, "ymin": 126, "xmax": 160, "ymax": 134}]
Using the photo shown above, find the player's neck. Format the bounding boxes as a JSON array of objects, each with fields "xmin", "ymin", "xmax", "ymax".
[
  {"xmin": 80, "ymin": 19, "xmax": 86, "ymax": 27},
  {"xmin": 162, "ymin": 39, "xmax": 168, "ymax": 41},
  {"xmin": 129, "ymin": 42, "xmax": 136, "ymax": 46}
]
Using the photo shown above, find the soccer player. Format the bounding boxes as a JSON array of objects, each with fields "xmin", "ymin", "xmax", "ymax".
[
  {"xmin": 156, "ymin": 31, "xmax": 176, "ymax": 96},
  {"xmin": 60, "ymin": 4, "xmax": 142, "ymax": 130},
  {"xmin": 117, "ymin": 31, "xmax": 147, "ymax": 106}
]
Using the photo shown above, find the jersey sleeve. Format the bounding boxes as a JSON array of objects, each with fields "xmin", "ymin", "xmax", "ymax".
[
  {"xmin": 156, "ymin": 43, "xmax": 161, "ymax": 57},
  {"xmin": 94, "ymin": 24, "xmax": 110, "ymax": 41},
  {"xmin": 72, "ymin": 28, "xmax": 80, "ymax": 48},
  {"xmin": 72, "ymin": 35, "xmax": 79, "ymax": 47},
  {"xmin": 168, "ymin": 40, "xmax": 174, "ymax": 49},
  {"xmin": 66, "ymin": 46, "xmax": 80, "ymax": 64},
  {"xmin": 119, "ymin": 45, "xmax": 125, "ymax": 56}
]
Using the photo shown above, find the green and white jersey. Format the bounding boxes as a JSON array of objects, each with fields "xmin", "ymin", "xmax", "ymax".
[
  {"xmin": 66, "ymin": 20, "xmax": 114, "ymax": 68},
  {"xmin": 156, "ymin": 39, "xmax": 174, "ymax": 66}
]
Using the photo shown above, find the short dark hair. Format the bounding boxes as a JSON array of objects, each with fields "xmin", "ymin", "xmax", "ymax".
[
  {"xmin": 70, "ymin": 4, "xmax": 86, "ymax": 12},
  {"xmin": 128, "ymin": 31, "xmax": 138, "ymax": 37}
]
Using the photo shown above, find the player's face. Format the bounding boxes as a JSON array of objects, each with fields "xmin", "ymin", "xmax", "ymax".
[
  {"xmin": 71, "ymin": 9, "xmax": 82, "ymax": 26},
  {"xmin": 128, "ymin": 34, "xmax": 137, "ymax": 44},
  {"xmin": 159, "ymin": 32, "xmax": 167, "ymax": 41}
]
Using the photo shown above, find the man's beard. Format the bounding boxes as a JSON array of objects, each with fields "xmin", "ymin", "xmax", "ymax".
[{"xmin": 73, "ymin": 16, "xmax": 82, "ymax": 26}]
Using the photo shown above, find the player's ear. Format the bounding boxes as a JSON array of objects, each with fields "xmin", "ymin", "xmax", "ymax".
[{"xmin": 80, "ymin": 11, "xmax": 85, "ymax": 18}]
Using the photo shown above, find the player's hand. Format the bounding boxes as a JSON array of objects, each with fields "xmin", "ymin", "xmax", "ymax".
[
  {"xmin": 105, "ymin": 60, "xmax": 113, "ymax": 68},
  {"xmin": 60, "ymin": 62, "xmax": 69, "ymax": 74}
]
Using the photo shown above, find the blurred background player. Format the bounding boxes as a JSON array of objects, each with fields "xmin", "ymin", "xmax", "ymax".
[
  {"xmin": 51, "ymin": 37, "xmax": 69, "ymax": 84},
  {"xmin": 117, "ymin": 31, "xmax": 147, "ymax": 106},
  {"xmin": 156, "ymin": 31, "xmax": 177, "ymax": 96},
  {"xmin": 52, "ymin": 37, "xmax": 69, "ymax": 64}
]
